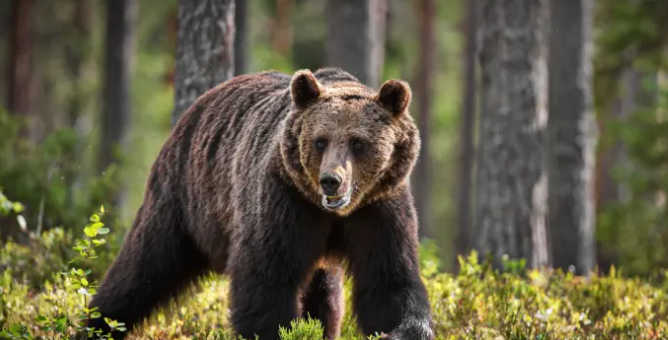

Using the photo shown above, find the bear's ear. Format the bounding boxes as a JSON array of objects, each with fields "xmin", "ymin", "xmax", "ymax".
[
  {"xmin": 375, "ymin": 79, "xmax": 412, "ymax": 116},
  {"xmin": 290, "ymin": 69, "xmax": 322, "ymax": 109}
]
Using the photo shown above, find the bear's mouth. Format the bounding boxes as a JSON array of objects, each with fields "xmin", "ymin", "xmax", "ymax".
[{"xmin": 321, "ymin": 186, "xmax": 353, "ymax": 211}]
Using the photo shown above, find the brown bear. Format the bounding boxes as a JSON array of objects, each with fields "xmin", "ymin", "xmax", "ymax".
[{"xmin": 85, "ymin": 67, "xmax": 433, "ymax": 340}]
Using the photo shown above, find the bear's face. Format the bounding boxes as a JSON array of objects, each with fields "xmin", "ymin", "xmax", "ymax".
[{"xmin": 281, "ymin": 69, "xmax": 420, "ymax": 216}]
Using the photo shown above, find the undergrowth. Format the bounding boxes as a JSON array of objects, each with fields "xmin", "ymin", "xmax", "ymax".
[{"xmin": 1, "ymin": 191, "xmax": 668, "ymax": 339}]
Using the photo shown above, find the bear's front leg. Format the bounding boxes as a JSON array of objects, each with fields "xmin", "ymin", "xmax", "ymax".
[
  {"xmin": 345, "ymin": 188, "xmax": 434, "ymax": 340},
  {"xmin": 227, "ymin": 180, "xmax": 332, "ymax": 340},
  {"xmin": 228, "ymin": 263, "xmax": 300, "ymax": 340}
]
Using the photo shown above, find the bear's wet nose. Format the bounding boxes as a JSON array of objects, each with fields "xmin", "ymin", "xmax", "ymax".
[{"xmin": 319, "ymin": 173, "xmax": 342, "ymax": 196}]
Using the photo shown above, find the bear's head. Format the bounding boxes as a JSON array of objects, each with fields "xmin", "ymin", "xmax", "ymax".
[{"xmin": 280, "ymin": 68, "xmax": 421, "ymax": 216}]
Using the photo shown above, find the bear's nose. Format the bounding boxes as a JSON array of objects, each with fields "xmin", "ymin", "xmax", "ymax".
[{"xmin": 319, "ymin": 173, "xmax": 342, "ymax": 196}]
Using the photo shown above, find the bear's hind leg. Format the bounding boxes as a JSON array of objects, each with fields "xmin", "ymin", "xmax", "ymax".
[
  {"xmin": 84, "ymin": 203, "xmax": 208, "ymax": 339},
  {"xmin": 301, "ymin": 267, "xmax": 344, "ymax": 340}
]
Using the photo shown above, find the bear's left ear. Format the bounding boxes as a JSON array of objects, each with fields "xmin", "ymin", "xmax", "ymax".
[
  {"xmin": 290, "ymin": 69, "xmax": 323, "ymax": 109},
  {"xmin": 375, "ymin": 79, "xmax": 412, "ymax": 117}
]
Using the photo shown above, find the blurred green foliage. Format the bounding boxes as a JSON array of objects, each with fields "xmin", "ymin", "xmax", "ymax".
[
  {"xmin": 594, "ymin": 0, "xmax": 668, "ymax": 276},
  {"xmin": 0, "ymin": 109, "xmax": 121, "ymax": 237}
]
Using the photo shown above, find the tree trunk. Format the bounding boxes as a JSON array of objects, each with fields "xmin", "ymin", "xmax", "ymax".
[
  {"xmin": 547, "ymin": 0, "xmax": 597, "ymax": 275},
  {"xmin": 66, "ymin": 0, "xmax": 92, "ymax": 128},
  {"xmin": 172, "ymin": 0, "xmax": 235, "ymax": 126},
  {"xmin": 7, "ymin": 0, "xmax": 34, "ymax": 139},
  {"xmin": 272, "ymin": 0, "xmax": 294, "ymax": 55},
  {"xmin": 412, "ymin": 0, "xmax": 435, "ymax": 239},
  {"xmin": 65, "ymin": 0, "xmax": 93, "ymax": 209},
  {"xmin": 474, "ymin": 0, "xmax": 550, "ymax": 269},
  {"xmin": 234, "ymin": 0, "xmax": 247, "ymax": 75},
  {"xmin": 325, "ymin": 0, "xmax": 387, "ymax": 88},
  {"xmin": 456, "ymin": 0, "xmax": 477, "ymax": 259},
  {"xmin": 99, "ymin": 0, "xmax": 138, "ymax": 174}
]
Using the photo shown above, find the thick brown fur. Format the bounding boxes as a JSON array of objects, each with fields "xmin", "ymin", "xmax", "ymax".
[{"xmin": 85, "ymin": 67, "xmax": 433, "ymax": 340}]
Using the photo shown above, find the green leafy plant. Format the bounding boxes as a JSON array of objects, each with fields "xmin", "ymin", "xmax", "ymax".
[{"xmin": 1, "ymin": 202, "xmax": 123, "ymax": 340}]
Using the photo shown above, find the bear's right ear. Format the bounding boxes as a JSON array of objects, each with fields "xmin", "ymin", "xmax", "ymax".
[{"xmin": 290, "ymin": 69, "xmax": 322, "ymax": 109}]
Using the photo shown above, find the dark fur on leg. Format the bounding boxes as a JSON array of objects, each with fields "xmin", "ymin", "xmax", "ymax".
[
  {"xmin": 301, "ymin": 267, "xmax": 344, "ymax": 339},
  {"xmin": 228, "ymin": 178, "xmax": 334, "ymax": 340},
  {"xmin": 83, "ymin": 199, "xmax": 208, "ymax": 339},
  {"xmin": 344, "ymin": 188, "xmax": 434, "ymax": 340}
]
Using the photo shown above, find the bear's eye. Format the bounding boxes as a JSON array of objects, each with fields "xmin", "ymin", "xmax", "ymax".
[
  {"xmin": 351, "ymin": 139, "xmax": 365, "ymax": 153},
  {"xmin": 315, "ymin": 138, "xmax": 328, "ymax": 151}
]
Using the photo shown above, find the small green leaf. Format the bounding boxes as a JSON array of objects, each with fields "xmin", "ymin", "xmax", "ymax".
[
  {"xmin": 55, "ymin": 315, "xmax": 67, "ymax": 332},
  {"xmin": 97, "ymin": 227, "xmax": 110, "ymax": 235},
  {"xmin": 81, "ymin": 278, "xmax": 89, "ymax": 286},
  {"xmin": 8, "ymin": 324, "xmax": 21, "ymax": 333},
  {"xmin": 90, "ymin": 214, "xmax": 100, "ymax": 223},
  {"xmin": 93, "ymin": 239, "xmax": 106, "ymax": 246},
  {"xmin": 13, "ymin": 202, "xmax": 25, "ymax": 213},
  {"xmin": 84, "ymin": 227, "xmax": 97, "ymax": 238}
]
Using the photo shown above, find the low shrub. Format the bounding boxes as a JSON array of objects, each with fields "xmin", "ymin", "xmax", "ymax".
[{"xmin": 1, "ymin": 193, "xmax": 668, "ymax": 339}]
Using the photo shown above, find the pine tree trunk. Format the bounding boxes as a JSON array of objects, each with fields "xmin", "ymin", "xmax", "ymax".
[
  {"xmin": 234, "ymin": 0, "xmax": 247, "ymax": 75},
  {"xmin": 547, "ymin": 0, "xmax": 597, "ymax": 275},
  {"xmin": 65, "ymin": 0, "xmax": 93, "ymax": 209},
  {"xmin": 66, "ymin": 0, "xmax": 92, "ymax": 129},
  {"xmin": 475, "ymin": 0, "xmax": 550, "ymax": 269},
  {"xmin": 99, "ymin": 0, "xmax": 137, "ymax": 174},
  {"xmin": 456, "ymin": 0, "xmax": 477, "ymax": 260},
  {"xmin": 173, "ymin": 0, "xmax": 235, "ymax": 126},
  {"xmin": 7, "ymin": 0, "xmax": 34, "ymax": 139},
  {"xmin": 413, "ymin": 0, "xmax": 435, "ymax": 239},
  {"xmin": 325, "ymin": 0, "xmax": 387, "ymax": 88},
  {"xmin": 272, "ymin": 0, "xmax": 294, "ymax": 55},
  {"xmin": 99, "ymin": 0, "xmax": 138, "ymax": 213}
]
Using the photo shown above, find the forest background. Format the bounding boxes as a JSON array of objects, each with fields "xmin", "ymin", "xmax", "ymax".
[{"xmin": 2, "ymin": 0, "xmax": 668, "ymax": 338}]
